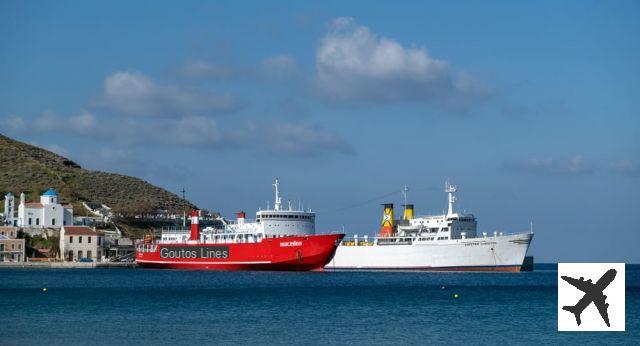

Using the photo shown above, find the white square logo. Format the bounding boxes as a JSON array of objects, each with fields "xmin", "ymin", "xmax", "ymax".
[{"xmin": 558, "ymin": 263, "xmax": 625, "ymax": 331}]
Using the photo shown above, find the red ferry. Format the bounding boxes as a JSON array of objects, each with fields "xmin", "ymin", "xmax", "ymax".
[{"xmin": 136, "ymin": 179, "xmax": 344, "ymax": 271}]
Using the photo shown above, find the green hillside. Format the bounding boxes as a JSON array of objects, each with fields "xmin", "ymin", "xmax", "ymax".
[{"xmin": 0, "ymin": 133, "xmax": 195, "ymax": 215}]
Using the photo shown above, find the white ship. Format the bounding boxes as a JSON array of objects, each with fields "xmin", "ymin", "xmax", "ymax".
[{"xmin": 326, "ymin": 182, "xmax": 533, "ymax": 271}]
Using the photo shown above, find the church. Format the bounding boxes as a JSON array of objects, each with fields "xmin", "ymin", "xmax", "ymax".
[{"xmin": 4, "ymin": 188, "xmax": 73, "ymax": 228}]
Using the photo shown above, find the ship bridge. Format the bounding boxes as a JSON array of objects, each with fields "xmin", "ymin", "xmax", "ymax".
[
  {"xmin": 229, "ymin": 179, "xmax": 316, "ymax": 237},
  {"xmin": 394, "ymin": 181, "xmax": 478, "ymax": 240}
]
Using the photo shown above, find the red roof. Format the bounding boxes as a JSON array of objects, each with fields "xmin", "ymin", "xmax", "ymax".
[
  {"xmin": 62, "ymin": 226, "xmax": 98, "ymax": 235},
  {"xmin": 25, "ymin": 203, "xmax": 43, "ymax": 208}
]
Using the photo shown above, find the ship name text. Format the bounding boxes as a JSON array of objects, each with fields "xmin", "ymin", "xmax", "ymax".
[{"xmin": 159, "ymin": 246, "xmax": 229, "ymax": 259}]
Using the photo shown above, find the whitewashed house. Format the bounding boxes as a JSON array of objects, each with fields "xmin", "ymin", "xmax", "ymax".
[
  {"xmin": 59, "ymin": 226, "xmax": 105, "ymax": 262},
  {"xmin": 17, "ymin": 188, "xmax": 73, "ymax": 228}
]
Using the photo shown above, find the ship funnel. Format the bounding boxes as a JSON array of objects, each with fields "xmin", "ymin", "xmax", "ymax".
[
  {"xmin": 189, "ymin": 210, "xmax": 200, "ymax": 241},
  {"xmin": 403, "ymin": 204, "xmax": 414, "ymax": 220},
  {"xmin": 379, "ymin": 203, "xmax": 394, "ymax": 237},
  {"xmin": 236, "ymin": 211, "xmax": 246, "ymax": 225}
]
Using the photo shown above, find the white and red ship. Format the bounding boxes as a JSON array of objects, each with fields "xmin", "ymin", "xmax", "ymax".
[{"xmin": 136, "ymin": 179, "xmax": 343, "ymax": 271}]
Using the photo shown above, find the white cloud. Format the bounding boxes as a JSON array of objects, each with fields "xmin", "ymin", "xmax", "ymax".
[
  {"xmin": 94, "ymin": 71, "xmax": 239, "ymax": 116},
  {"xmin": 315, "ymin": 17, "xmax": 489, "ymax": 105},
  {"xmin": 81, "ymin": 115, "xmax": 225, "ymax": 147},
  {"xmin": 1, "ymin": 112, "xmax": 351, "ymax": 158},
  {"xmin": 608, "ymin": 159, "xmax": 640, "ymax": 177},
  {"xmin": 148, "ymin": 116, "xmax": 224, "ymax": 146},
  {"xmin": 0, "ymin": 111, "xmax": 99, "ymax": 135},
  {"xmin": 513, "ymin": 155, "xmax": 594, "ymax": 175},
  {"xmin": 76, "ymin": 147, "xmax": 190, "ymax": 182},
  {"xmin": 3, "ymin": 116, "xmax": 27, "ymax": 133}
]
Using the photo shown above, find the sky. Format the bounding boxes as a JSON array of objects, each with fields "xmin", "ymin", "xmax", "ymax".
[{"xmin": 1, "ymin": 0, "xmax": 639, "ymax": 262}]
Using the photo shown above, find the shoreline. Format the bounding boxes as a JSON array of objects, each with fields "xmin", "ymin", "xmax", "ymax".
[{"xmin": 0, "ymin": 262, "xmax": 137, "ymax": 269}]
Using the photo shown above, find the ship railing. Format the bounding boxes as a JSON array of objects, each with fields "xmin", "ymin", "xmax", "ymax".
[
  {"xmin": 339, "ymin": 231, "xmax": 529, "ymax": 242},
  {"xmin": 225, "ymin": 219, "xmax": 257, "ymax": 225},
  {"xmin": 160, "ymin": 227, "xmax": 190, "ymax": 233},
  {"xmin": 135, "ymin": 242, "xmax": 157, "ymax": 253},
  {"xmin": 469, "ymin": 231, "xmax": 533, "ymax": 239},
  {"xmin": 338, "ymin": 236, "xmax": 376, "ymax": 247}
]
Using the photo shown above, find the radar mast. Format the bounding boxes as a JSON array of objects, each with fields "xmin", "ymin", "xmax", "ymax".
[{"xmin": 445, "ymin": 179, "xmax": 457, "ymax": 217}]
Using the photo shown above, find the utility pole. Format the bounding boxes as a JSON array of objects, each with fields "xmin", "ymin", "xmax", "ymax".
[{"xmin": 181, "ymin": 187, "xmax": 186, "ymax": 228}]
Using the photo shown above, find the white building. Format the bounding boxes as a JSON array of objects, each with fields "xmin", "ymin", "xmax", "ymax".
[
  {"xmin": 17, "ymin": 188, "xmax": 73, "ymax": 228},
  {"xmin": 59, "ymin": 226, "xmax": 105, "ymax": 262},
  {"xmin": 3, "ymin": 192, "xmax": 16, "ymax": 226}
]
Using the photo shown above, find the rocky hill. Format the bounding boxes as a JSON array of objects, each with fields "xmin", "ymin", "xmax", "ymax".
[{"xmin": 0, "ymin": 133, "xmax": 195, "ymax": 215}]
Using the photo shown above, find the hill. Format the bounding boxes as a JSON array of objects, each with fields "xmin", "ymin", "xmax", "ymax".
[{"xmin": 0, "ymin": 133, "xmax": 196, "ymax": 216}]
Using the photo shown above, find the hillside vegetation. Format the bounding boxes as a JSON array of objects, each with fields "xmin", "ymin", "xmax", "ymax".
[{"xmin": 0, "ymin": 133, "xmax": 195, "ymax": 215}]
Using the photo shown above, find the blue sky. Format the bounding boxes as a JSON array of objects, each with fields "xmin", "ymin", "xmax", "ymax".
[{"xmin": 1, "ymin": 0, "xmax": 638, "ymax": 262}]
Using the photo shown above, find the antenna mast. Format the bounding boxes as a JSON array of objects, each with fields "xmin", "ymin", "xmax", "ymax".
[
  {"xmin": 445, "ymin": 180, "xmax": 457, "ymax": 217},
  {"xmin": 273, "ymin": 178, "xmax": 282, "ymax": 211},
  {"xmin": 402, "ymin": 185, "xmax": 409, "ymax": 207}
]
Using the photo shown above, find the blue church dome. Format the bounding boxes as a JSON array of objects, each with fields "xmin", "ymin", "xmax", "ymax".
[{"xmin": 42, "ymin": 188, "xmax": 59, "ymax": 196}]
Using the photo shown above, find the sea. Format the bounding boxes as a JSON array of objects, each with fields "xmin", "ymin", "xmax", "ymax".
[{"xmin": 1, "ymin": 264, "xmax": 638, "ymax": 345}]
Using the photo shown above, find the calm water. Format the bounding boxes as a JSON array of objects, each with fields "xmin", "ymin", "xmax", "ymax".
[{"xmin": 1, "ymin": 264, "xmax": 638, "ymax": 345}]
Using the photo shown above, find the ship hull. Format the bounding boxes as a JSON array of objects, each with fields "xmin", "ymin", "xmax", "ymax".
[
  {"xmin": 136, "ymin": 234, "xmax": 343, "ymax": 271},
  {"xmin": 326, "ymin": 233, "xmax": 532, "ymax": 272}
]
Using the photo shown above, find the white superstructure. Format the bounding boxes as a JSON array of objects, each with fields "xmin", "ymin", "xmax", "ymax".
[
  {"xmin": 326, "ymin": 181, "xmax": 533, "ymax": 271},
  {"xmin": 160, "ymin": 179, "xmax": 316, "ymax": 243}
]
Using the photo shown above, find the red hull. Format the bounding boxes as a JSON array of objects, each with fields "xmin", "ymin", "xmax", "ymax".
[{"xmin": 136, "ymin": 234, "xmax": 344, "ymax": 271}]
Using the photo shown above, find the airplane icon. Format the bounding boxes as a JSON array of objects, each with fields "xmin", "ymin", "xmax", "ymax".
[{"xmin": 561, "ymin": 268, "xmax": 617, "ymax": 327}]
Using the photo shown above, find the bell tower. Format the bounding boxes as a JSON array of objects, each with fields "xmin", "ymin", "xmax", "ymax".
[{"xmin": 4, "ymin": 193, "xmax": 14, "ymax": 225}]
